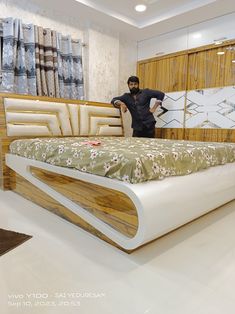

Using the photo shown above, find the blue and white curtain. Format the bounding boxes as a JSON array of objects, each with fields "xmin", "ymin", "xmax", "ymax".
[
  {"xmin": 0, "ymin": 17, "xmax": 36, "ymax": 95},
  {"xmin": 57, "ymin": 34, "xmax": 84, "ymax": 100},
  {"xmin": 0, "ymin": 17, "xmax": 84, "ymax": 100}
]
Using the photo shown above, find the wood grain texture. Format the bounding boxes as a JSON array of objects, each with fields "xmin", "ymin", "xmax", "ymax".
[
  {"xmin": 156, "ymin": 128, "xmax": 235, "ymax": 142},
  {"xmin": 30, "ymin": 167, "xmax": 138, "ymax": 238},
  {"xmin": 188, "ymin": 47, "xmax": 235, "ymax": 90},
  {"xmin": 184, "ymin": 128, "xmax": 235, "ymax": 142},
  {"xmin": 137, "ymin": 54, "xmax": 188, "ymax": 93},
  {"xmin": 0, "ymin": 97, "xmax": 7, "ymax": 137},
  {"xmin": 187, "ymin": 51, "xmax": 207, "ymax": 90},
  {"xmin": 138, "ymin": 39, "xmax": 235, "ymax": 92},
  {"xmin": 0, "ymin": 137, "xmax": 15, "ymax": 190},
  {"xmin": 11, "ymin": 172, "xmax": 136, "ymax": 253},
  {"xmin": 138, "ymin": 40, "xmax": 235, "ymax": 142},
  {"xmin": 0, "ymin": 93, "xmax": 114, "ymax": 108},
  {"xmin": 155, "ymin": 128, "xmax": 185, "ymax": 140},
  {"xmin": 138, "ymin": 61, "xmax": 157, "ymax": 90}
]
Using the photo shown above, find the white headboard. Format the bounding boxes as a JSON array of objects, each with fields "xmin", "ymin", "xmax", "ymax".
[{"xmin": 3, "ymin": 97, "xmax": 123, "ymax": 137}]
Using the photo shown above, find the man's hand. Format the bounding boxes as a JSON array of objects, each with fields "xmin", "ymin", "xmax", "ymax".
[{"xmin": 149, "ymin": 100, "xmax": 162, "ymax": 113}]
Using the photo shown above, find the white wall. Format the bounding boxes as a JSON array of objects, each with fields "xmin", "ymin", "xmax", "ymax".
[
  {"xmin": 138, "ymin": 12, "xmax": 235, "ymax": 61},
  {"xmin": 0, "ymin": 0, "xmax": 84, "ymax": 40},
  {"xmin": 86, "ymin": 26, "xmax": 119, "ymax": 102},
  {"xmin": 138, "ymin": 28, "xmax": 188, "ymax": 61},
  {"xmin": 0, "ymin": 0, "xmax": 137, "ymax": 103},
  {"xmin": 86, "ymin": 27, "xmax": 136, "ymax": 103}
]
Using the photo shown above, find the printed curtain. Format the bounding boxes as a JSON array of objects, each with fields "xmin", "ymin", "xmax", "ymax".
[
  {"xmin": 34, "ymin": 26, "xmax": 59, "ymax": 97},
  {"xmin": 0, "ymin": 17, "xmax": 84, "ymax": 99},
  {"xmin": 57, "ymin": 34, "xmax": 84, "ymax": 100},
  {"xmin": 0, "ymin": 17, "xmax": 36, "ymax": 95}
]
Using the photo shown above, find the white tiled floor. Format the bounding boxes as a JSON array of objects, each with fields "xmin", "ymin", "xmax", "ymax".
[{"xmin": 1, "ymin": 190, "xmax": 235, "ymax": 314}]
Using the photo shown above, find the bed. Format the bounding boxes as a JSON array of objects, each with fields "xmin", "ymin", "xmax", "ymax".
[{"xmin": 1, "ymin": 93, "xmax": 235, "ymax": 252}]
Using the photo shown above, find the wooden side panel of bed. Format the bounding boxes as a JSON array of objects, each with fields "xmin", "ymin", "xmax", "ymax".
[
  {"xmin": 31, "ymin": 167, "xmax": 138, "ymax": 238},
  {"xmin": 11, "ymin": 171, "xmax": 133, "ymax": 251},
  {"xmin": 0, "ymin": 137, "xmax": 16, "ymax": 190},
  {"xmin": 0, "ymin": 98, "xmax": 15, "ymax": 190}
]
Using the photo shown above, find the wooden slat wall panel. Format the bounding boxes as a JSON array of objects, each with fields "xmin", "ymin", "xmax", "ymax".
[
  {"xmin": 187, "ymin": 51, "xmax": 206, "ymax": 90},
  {"xmin": 224, "ymin": 49, "xmax": 235, "ymax": 86},
  {"xmin": 184, "ymin": 128, "xmax": 235, "ymax": 143},
  {"xmin": 168, "ymin": 54, "xmax": 188, "ymax": 92},
  {"xmin": 156, "ymin": 128, "xmax": 235, "ymax": 143},
  {"xmin": 188, "ymin": 47, "xmax": 235, "ymax": 90},
  {"xmin": 139, "ymin": 62, "xmax": 157, "ymax": 89},
  {"xmin": 155, "ymin": 128, "xmax": 185, "ymax": 140},
  {"xmin": 137, "ymin": 63, "xmax": 145, "ymax": 88},
  {"xmin": 138, "ymin": 40, "xmax": 235, "ymax": 91},
  {"xmin": 206, "ymin": 48, "xmax": 226, "ymax": 88},
  {"xmin": 138, "ymin": 55, "xmax": 188, "ymax": 93},
  {"xmin": 155, "ymin": 58, "xmax": 170, "ymax": 92}
]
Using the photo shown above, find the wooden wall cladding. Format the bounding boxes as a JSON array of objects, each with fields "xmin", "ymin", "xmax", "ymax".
[
  {"xmin": 187, "ymin": 47, "xmax": 235, "ymax": 90},
  {"xmin": 138, "ymin": 40, "xmax": 235, "ymax": 142},
  {"xmin": 156, "ymin": 128, "xmax": 235, "ymax": 143},
  {"xmin": 137, "ymin": 39, "xmax": 235, "ymax": 92},
  {"xmin": 138, "ymin": 54, "xmax": 188, "ymax": 93},
  {"xmin": 155, "ymin": 128, "xmax": 185, "ymax": 140},
  {"xmin": 184, "ymin": 128, "xmax": 235, "ymax": 143}
]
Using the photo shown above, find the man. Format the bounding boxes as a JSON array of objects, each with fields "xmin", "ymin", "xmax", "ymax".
[{"xmin": 111, "ymin": 76, "xmax": 165, "ymax": 138}]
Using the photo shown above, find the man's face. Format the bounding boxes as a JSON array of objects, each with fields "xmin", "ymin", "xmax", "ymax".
[
  {"xmin": 128, "ymin": 82, "xmax": 139, "ymax": 90},
  {"xmin": 128, "ymin": 82, "xmax": 139, "ymax": 94}
]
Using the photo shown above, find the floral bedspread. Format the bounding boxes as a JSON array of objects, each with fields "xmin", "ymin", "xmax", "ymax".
[{"xmin": 9, "ymin": 137, "xmax": 235, "ymax": 184}]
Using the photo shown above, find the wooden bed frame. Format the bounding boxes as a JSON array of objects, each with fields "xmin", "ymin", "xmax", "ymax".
[{"xmin": 1, "ymin": 93, "xmax": 235, "ymax": 252}]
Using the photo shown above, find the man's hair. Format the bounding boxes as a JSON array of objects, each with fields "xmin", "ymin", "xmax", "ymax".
[{"xmin": 127, "ymin": 76, "xmax": 139, "ymax": 85}]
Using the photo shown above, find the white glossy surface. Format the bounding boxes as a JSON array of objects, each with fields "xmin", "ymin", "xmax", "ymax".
[
  {"xmin": 138, "ymin": 12, "xmax": 235, "ymax": 60},
  {"xmin": 6, "ymin": 154, "xmax": 235, "ymax": 250},
  {"xmin": 1, "ymin": 190, "xmax": 235, "ymax": 314}
]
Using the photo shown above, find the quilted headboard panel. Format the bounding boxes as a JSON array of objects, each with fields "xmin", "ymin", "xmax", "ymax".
[{"xmin": 3, "ymin": 97, "xmax": 123, "ymax": 137}]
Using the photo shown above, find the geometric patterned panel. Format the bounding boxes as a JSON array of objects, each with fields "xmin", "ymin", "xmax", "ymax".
[
  {"xmin": 4, "ymin": 98, "xmax": 72, "ymax": 136},
  {"xmin": 79, "ymin": 105, "xmax": 122, "ymax": 135},
  {"xmin": 186, "ymin": 86, "xmax": 235, "ymax": 129},
  {"xmin": 4, "ymin": 98, "xmax": 122, "ymax": 137},
  {"xmin": 153, "ymin": 91, "xmax": 186, "ymax": 128}
]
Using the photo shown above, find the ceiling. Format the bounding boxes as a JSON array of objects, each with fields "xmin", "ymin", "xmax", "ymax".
[
  {"xmin": 30, "ymin": 0, "xmax": 235, "ymax": 41},
  {"xmin": 75, "ymin": 0, "xmax": 218, "ymax": 28}
]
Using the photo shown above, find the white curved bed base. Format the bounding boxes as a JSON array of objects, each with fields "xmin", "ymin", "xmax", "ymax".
[{"xmin": 6, "ymin": 153, "xmax": 235, "ymax": 250}]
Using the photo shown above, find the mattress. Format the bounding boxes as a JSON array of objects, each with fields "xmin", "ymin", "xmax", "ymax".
[{"xmin": 9, "ymin": 137, "xmax": 235, "ymax": 183}]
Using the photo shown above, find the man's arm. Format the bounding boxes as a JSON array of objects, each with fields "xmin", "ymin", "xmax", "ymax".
[
  {"xmin": 111, "ymin": 95, "xmax": 128, "ymax": 113},
  {"xmin": 146, "ymin": 89, "xmax": 165, "ymax": 101},
  {"xmin": 149, "ymin": 100, "xmax": 162, "ymax": 113}
]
